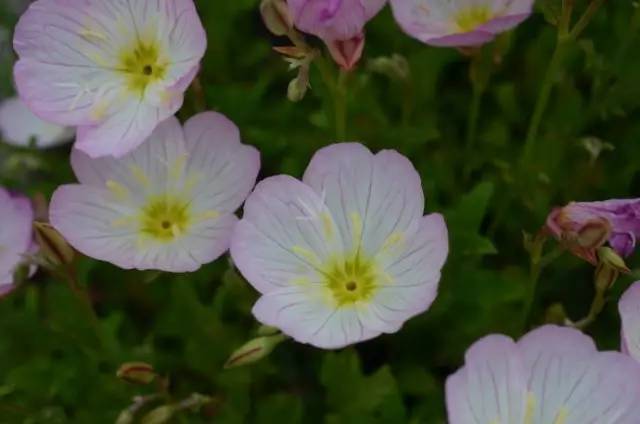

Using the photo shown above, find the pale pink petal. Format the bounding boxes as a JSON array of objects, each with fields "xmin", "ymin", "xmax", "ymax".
[
  {"xmin": 183, "ymin": 112, "xmax": 260, "ymax": 214},
  {"xmin": 0, "ymin": 189, "xmax": 33, "ymax": 287},
  {"xmin": 519, "ymin": 325, "xmax": 640, "ymax": 424},
  {"xmin": 253, "ymin": 286, "xmax": 380, "ymax": 349},
  {"xmin": 0, "ymin": 97, "xmax": 73, "ymax": 148},
  {"xmin": 446, "ymin": 334, "xmax": 528, "ymax": 424},
  {"xmin": 303, "ymin": 143, "xmax": 425, "ymax": 256},
  {"xmin": 362, "ymin": 214, "xmax": 448, "ymax": 332},
  {"xmin": 620, "ymin": 282, "xmax": 640, "ymax": 362},
  {"xmin": 75, "ymin": 99, "xmax": 181, "ymax": 158},
  {"xmin": 231, "ymin": 175, "xmax": 343, "ymax": 294}
]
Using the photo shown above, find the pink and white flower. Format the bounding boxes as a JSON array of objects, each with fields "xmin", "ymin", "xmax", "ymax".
[
  {"xmin": 49, "ymin": 112, "xmax": 260, "ymax": 273},
  {"xmin": 390, "ymin": 0, "xmax": 534, "ymax": 47},
  {"xmin": 231, "ymin": 143, "xmax": 449, "ymax": 349},
  {"xmin": 0, "ymin": 97, "xmax": 73, "ymax": 148},
  {"xmin": 446, "ymin": 325, "xmax": 640, "ymax": 424},
  {"xmin": 0, "ymin": 187, "xmax": 34, "ymax": 294},
  {"xmin": 13, "ymin": 0, "xmax": 206, "ymax": 158}
]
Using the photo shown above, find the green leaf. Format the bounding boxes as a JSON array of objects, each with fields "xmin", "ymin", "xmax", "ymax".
[{"xmin": 321, "ymin": 350, "xmax": 406, "ymax": 422}]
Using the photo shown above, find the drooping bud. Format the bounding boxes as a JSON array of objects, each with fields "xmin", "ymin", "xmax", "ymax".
[
  {"xmin": 33, "ymin": 221, "xmax": 75, "ymax": 266},
  {"xmin": 116, "ymin": 362, "xmax": 157, "ymax": 385},
  {"xmin": 260, "ymin": 0, "xmax": 294, "ymax": 36},
  {"xmin": 598, "ymin": 247, "xmax": 630, "ymax": 274},
  {"xmin": 367, "ymin": 54, "xmax": 410, "ymax": 81},
  {"xmin": 287, "ymin": 64, "xmax": 310, "ymax": 102},
  {"xmin": 115, "ymin": 410, "xmax": 135, "ymax": 424},
  {"xmin": 594, "ymin": 247, "xmax": 630, "ymax": 292},
  {"xmin": 256, "ymin": 325, "xmax": 280, "ymax": 336},
  {"xmin": 325, "ymin": 32, "xmax": 365, "ymax": 71},
  {"xmin": 140, "ymin": 405, "xmax": 176, "ymax": 424},
  {"xmin": 224, "ymin": 333, "xmax": 286, "ymax": 369}
]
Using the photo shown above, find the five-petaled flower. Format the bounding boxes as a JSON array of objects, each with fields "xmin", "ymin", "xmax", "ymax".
[
  {"xmin": 231, "ymin": 143, "xmax": 449, "ymax": 349},
  {"xmin": 13, "ymin": 0, "xmax": 206, "ymax": 158},
  {"xmin": 390, "ymin": 0, "xmax": 534, "ymax": 47},
  {"xmin": 49, "ymin": 112, "xmax": 260, "ymax": 273},
  {"xmin": 446, "ymin": 325, "xmax": 640, "ymax": 424},
  {"xmin": 0, "ymin": 187, "xmax": 34, "ymax": 295},
  {"xmin": 546, "ymin": 199, "xmax": 640, "ymax": 264},
  {"xmin": 0, "ymin": 97, "xmax": 73, "ymax": 148}
]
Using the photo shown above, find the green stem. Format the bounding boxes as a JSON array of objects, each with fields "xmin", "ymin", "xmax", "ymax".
[
  {"xmin": 335, "ymin": 69, "xmax": 348, "ymax": 140},
  {"xmin": 570, "ymin": 0, "xmax": 607, "ymax": 39},
  {"xmin": 62, "ymin": 266, "xmax": 101, "ymax": 337},
  {"xmin": 573, "ymin": 288, "xmax": 607, "ymax": 330},
  {"xmin": 466, "ymin": 86, "xmax": 483, "ymax": 153},
  {"xmin": 521, "ymin": 247, "xmax": 565, "ymax": 332},
  {"xmin": 520, "ymin": 37, "xmax": 570, "ymax": 165}
]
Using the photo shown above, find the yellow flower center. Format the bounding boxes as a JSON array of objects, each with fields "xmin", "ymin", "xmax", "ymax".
[
  {"xmin": 325, "ymin": 253, "xmax": 380, "ymax": 306},
  {"xmin": 120, "ymin": 40, "xmax": 168, "ymax": 94},
  {"xmin": 454, "ymin": 6, "xmax": 493, "ymax": 32},
  {"xmin": 140, "ymin": 197, "xmax": 191, "ymax": 242}
]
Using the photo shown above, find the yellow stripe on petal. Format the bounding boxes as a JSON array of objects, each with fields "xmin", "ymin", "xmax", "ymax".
[
  {"xmin": 106, "ymin": 180, "xmax": 129, "ymax": 200},
  {"xmin": 553, "ymin": 408, "xmax": 568, "ymax": 424},
  {"xmin": 350, "ymin": 212, "xmax": 363, "ymax": 245},
  {"xmin": 524, "ymin": 392, "xmax": 536, "ymax": 424},
  {"xmin": 129, "ymin": 164, "xmax": 151, "ymax": 188}
]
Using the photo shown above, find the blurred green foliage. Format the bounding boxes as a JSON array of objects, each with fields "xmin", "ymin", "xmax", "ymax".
[{"xmin": 0, "ymin": 0, "xmax": 639, "ymax": 422}]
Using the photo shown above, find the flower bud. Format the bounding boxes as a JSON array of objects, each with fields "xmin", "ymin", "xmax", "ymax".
[
  {"xmin": 256, "ymin": 325, "xmax": 280, "ymax": 336},
  {"xmin": 116, "ymin": 362, "xmax": 157, "ymax": 385},
  {"xmin": 367, "ymin": 54, "xmax": 410, "ymax": 81},
  {"xmin": 115, "ymin": 410, "xmax": 134, "ymax": 424},
  {"xmin": 140, "ymin": 405, "xmax": 176, "ymax": 424},
  {"xmin": 594, "ymin": 247, "xmax": 629, "ymax": 292},
  {"xmin": 33, "ymin": 221, "xmax": 75, "ymax": 266},
  {"xmin": 287, "ymin": 65, "xmax": 310, "ymax": 102},
  {"xmin": 325, "ymin": 33, "xmax": 365, "ymax": 71},
  {"xmin": 260, "ymin": 0, "xmax": 293, "ymax": 36},
  {"xmin": 224, "ymin": 333, "xmax": 286, "ymax": 369},
  {"xmin": 597, "ymin": 247, "xmax": 630, "ymax": 274}
]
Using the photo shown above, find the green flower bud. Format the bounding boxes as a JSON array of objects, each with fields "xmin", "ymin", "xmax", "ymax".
[
  {"xmin": 224, "ymin": 333, "xmax": 286, "ymax": 369},
  {"xmin": 140, "ymin": 405, "xmax": 176, "ymax": 424},
  {"xmin": 116, "ymin": 362, "xmax": 157, "ymax": 385},
  {"xmin": 33, "ymin": 221, "xmax": 75, "ymax": 266}
]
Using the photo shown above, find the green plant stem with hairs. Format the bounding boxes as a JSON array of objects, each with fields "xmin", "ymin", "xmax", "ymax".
[{"xmin": 520, "ymin": 0, "xmax": 607, "ymax": 165}]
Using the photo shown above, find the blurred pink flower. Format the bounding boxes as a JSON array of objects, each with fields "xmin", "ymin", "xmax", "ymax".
[
  {"xmin": 49, "ymin": 113, "xmax": 260, "ymax": 273},
  {"xmin": 13, "ymin": 0, "xmax": 206, "ymax": 158},
  {"xmin": 288, "ymin": 0, "xmax": 386, "ymax": 41},
  {"xmin": 231, "ymin": 143, "xmax": 449, "ymax": 349},
  {"xmin": 0, "ymin": 97, "xmax": 73, "ymax": 148},
  {"xmin": 0, "ymin": 188, "xmax": 33, "ymax": 294},
  {"xmin": 390, "ymin": 0, "xmax": 534, "ymax": 47},
  {"xmin": 447, "ymin": 325, "xmax": 640, "ymax": 423},
  {"xmin": 546, "ymin": 199, "xmax": 640, "ymax": 264},
  {"xmin": 288, "ymin": 0, "xmax": 387, "ymax": 69}
]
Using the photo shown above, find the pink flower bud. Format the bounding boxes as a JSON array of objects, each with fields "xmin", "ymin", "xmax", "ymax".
[
  {"xmin": 546, "ymin": 199, "xmax": 640, "ymax": 263},
  {"xmin": 325, "ymin": 32, "xmax": 365, "ymax": 70}
]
